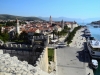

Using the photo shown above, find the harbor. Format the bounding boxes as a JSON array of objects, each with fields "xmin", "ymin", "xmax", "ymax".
[
  {"xmin": 81, "ymin": 24, "xmax": 100, "ymax": 75},
  {"xmin": 55, "ymin": 26, "xmax": 94, "ymax": 75}
]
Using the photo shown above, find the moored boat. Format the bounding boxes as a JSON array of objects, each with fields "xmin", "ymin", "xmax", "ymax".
[
  {"xmin": 84, "ymin": 28, "xmax": 91, "ymax": 38},
  {"xmin": 87, "ymin": 37, "xmax": 100, "ymax": 59},
  {"xmin": 89, "ymin": 59, "xmax": 98, "ymax": 69}
]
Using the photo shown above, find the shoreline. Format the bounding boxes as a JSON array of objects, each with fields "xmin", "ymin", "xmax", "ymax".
[
  {"xmin": 69, "ymin": 27, "xmax": 86, "ymax": 48},
  {"xmin": 69, "ymin": 27, "xmax": 94, "ymax": 75}
]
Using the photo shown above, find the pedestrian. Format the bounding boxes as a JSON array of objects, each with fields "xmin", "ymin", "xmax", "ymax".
[{"xmin": 75, "ymin": 41, "xmax": 77, "ymax": 46}]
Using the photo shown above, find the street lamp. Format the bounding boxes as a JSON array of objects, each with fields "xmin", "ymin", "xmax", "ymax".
[
  {"xmin": 58, "ymin": 31, "xmax": 59, "ymax": 42},
  {"xmin": 53, "ymin": 28, "xmax": 54, "ymax": 40}
]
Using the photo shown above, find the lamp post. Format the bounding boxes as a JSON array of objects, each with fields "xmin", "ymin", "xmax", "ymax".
[
  {"xmin": 53, "ymin": 28, "xmax": 54, "ymax": 40},
  {"xmin": 58, "ymin": 31, "xmax": 59, "ymax": 42}
]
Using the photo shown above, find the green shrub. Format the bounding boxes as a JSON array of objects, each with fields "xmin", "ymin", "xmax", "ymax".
[
  {"xmin": 48, "ymin": 48, "xmax": 54, "ymax": 62},
  {"xmin": 65, "ymin": 26, "xmax": 81, "ymax": 44}
]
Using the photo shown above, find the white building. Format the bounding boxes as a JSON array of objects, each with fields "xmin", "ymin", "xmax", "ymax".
[
  {"xmin": 35, "ymin": 29, "xmax": 40, "ymax": 33},
  {"xmin": 54, "ymin": 25, "xmax": 62, "ymax": 32},
  {"xmin": 67, "ymin": 23, "xmax": 78, "ymax": 30}
]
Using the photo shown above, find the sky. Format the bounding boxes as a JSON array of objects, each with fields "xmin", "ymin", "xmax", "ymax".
[{"xmin": 0, "ymin": 0, "xmax": 100, "ymax": 19}]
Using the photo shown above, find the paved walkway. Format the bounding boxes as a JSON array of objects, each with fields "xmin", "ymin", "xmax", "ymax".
[
  {"xmin": 56, "ymin": 46, "xmax": 94, "ymax": 75},
  {"xmin": 51, "ymin": 27, "xmax": 94, "ymax": 75},
  {"xmin": 56, "ymin": 47, "xmax": 86, "ymax": 75}
]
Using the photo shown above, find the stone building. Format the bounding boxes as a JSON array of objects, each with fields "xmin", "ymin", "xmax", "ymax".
[
  {"xmin": 16, "ymin": 18, "xmax": 20, "ymax": 35},
  {"xmin": 49, "ymin": 16, "xmax": 52, "ymax": 25},
  {"xmin": 1, "ymin": 34, "xmax": 49, "ymax": 72},
  {"xmin": 61, "ymin": 19, "xmax": 64, "ymax": 29}
]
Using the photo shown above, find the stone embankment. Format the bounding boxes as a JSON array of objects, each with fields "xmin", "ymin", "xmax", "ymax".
[
  {"xmin": 69, "ymin": 27, "xmax": 94, "ymax": 75},
  {"xmin": 0, "ymin": 50, "xmax": 54, "ymax": 75}
]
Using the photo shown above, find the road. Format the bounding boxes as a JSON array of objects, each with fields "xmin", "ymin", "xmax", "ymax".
[{"xmin": 56, "ymin": 47, "xmax": 86, "ymax": 75}]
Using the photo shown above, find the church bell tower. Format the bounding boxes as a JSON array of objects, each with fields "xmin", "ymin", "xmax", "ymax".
[
  {"xmin": 16, "ymin": 18, "xmax": 20, "ymax": 35},
  {"xmin": 49, "ymin": 15, "xmax": 52, "ymax": 25}
]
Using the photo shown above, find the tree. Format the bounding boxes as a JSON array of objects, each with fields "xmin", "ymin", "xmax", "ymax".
[
  {"xmin": 0, "ymin": 33, "xmax": 9, "ymax": 43},
  {"xmin": 0, "ymin": 25, "xmax": 2, "ymax": 34},
  {"xmin": 6, "ymin": 21, "xmax": 16, "ymax": 26},
  {"xmin": 34, "ymin": 33, "xmax": 40, "ymax": 36},
  {"xmin": 19, "ymin": 31, "xmax": 28, "ymax": 42},
  {"xmin": 15, "ymin": 33, "xmax": 19, "ymax": 40}
]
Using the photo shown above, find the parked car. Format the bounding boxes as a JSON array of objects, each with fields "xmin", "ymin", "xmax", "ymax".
[{"xmin": 55, "ymin": 43, "xmax": 66, "ymax": 48}]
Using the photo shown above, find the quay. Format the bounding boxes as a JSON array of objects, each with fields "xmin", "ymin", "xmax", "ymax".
[{"xmin": 55, "ymin": 27, "xmax": 94, "ymax": 75}]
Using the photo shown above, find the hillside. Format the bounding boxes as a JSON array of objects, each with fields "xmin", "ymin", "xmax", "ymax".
[
  {"xmin": 0, "ymin": 14, "xmax": 45, "ymax": 21},
  {"xmin": 91, "ymin": 20, "xmax": 100, "ymax": 25}
]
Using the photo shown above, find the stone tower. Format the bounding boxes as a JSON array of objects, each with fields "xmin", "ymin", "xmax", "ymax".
[
  {"xmin": 71, "ymin": 22, "xmax": 73, "ymax": 31},
  {"xmin": 49, "ymin": 15, "xmax": 52, "ymax": 25},
  {"xmin": 61, "ymin": 19, "xmax": 64, "ymax": 29},
  {"xmin": 16, "ymin": 18, "xmax": 20, "ymax": 35}
]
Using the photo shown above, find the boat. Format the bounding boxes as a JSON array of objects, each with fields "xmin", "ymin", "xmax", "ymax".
[
  {"xmin": 87, "ymin": 37, "xmax": 100, "ymax": 59},
  {"xmin": 84, "ymin": 28, "xmax": 91, "ymax": 38},
  {"xmin": 89, "ymin": 59, "xmax": 98, "ymax": 69},
  {"xmin": 93, "ymin": 25, "xmax": 99, "ymax": 28}
]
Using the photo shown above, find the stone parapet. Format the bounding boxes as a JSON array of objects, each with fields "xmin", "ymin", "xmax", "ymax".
[
  {"xmin": 0, "ymin": 50, "xmax": 54, "ymax": 75},
  {"xmin": 35, "ymin": 47, "xmax": 49, "ymax": 72},
  {"xmin": 4, "ymin": 44, "xmax": 32, "ymax": 50}
]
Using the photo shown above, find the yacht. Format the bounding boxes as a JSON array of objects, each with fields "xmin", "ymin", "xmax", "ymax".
[
  {"xmin": 87, "ymin": 37, "xmax": 100, "ymax": 59},
  {"xmin": 93, "ymin": 25, "xmax": 99, "ymax": 28},
  {"xmin": 89, "ymin": 59, "xmax": 98, "ymax": 69},
  {"xmin": 84, "ymin": 28, "xmax": 91, "ymax": 38}
]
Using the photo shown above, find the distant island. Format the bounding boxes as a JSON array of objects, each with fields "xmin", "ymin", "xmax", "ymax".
[
  {"xmin": 91, "ymin": 20, "xmax": 100, "ymax": 25},
  {"xmin": 0, "ymin": 14, "xmax": 45, "ymax": 21}
]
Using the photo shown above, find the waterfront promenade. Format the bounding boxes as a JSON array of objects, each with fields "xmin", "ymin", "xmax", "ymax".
[
  {"xmin": 56, "ymin": 47, "xmax": 86, "ymax": 75},
  {"xmin": 55, "ymin": 27, "xmax": 94, "ymax": 75}
]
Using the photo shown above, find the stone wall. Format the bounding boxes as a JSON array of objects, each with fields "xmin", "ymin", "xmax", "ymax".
[
  {"xmin": 54, "ymin": 49, "xmax": 56, "ymax": 64},
  {"xmin": 4, "ymin": 44, "xmax": 32, "ymax": 50},
  {"xmin": 0, "ymin": 50, "xmax": 54, "ymax": 75},
  {"xmin": 35, "ymin": 47, "xmax": 48, "ymax": 72}
]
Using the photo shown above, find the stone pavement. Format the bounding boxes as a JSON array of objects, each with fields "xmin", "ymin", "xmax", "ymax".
[
  {"xmin": 56, "ymin": 46, "xmax": 94, "ymax": 75},
  {"xmin": 56, "ymin": 47, "xmax": 86, "ymax": 75}
]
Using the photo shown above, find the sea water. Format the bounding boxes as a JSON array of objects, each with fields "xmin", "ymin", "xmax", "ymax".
[{"xmin": 87, "ymin": 25, "xmax": 100, "ymax": 41}]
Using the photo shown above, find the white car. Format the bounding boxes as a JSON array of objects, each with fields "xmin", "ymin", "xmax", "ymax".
[
  {"xmin": 55, "ymin": 43, "xmax": 66, "ymax": 47},
  {"xmin": 51, "ymin": 39, "xmax": 58, "ymax": 43}
]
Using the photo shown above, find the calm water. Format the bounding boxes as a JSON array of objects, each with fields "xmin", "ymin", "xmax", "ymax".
[
  {"xmin": 80, "ymin": 24, "xmax": 100, "ymax": 75},
  {"xmin": 87, "ymin": 25, "xmax": 100, "ymax": 41},
  {"xmin": 93, "ymin": 60, "xmax": 100, "ymax": 75}
]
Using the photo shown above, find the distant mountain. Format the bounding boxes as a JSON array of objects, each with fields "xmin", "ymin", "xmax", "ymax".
[
  {"xmin": 39, "ymin": 17, "xmax": 83, "ymax": 22},
  {"xmin": 85, "ymin": 18, "xmax": 100, "ymax": 23},
  {"xmin": 39, "ymin": 17, "xmax": 100, "ymax": 23},
  {"xmin": 1, "ymin": 14, "xmax": 100, "ymax": 23},
  {"xmin": 91, "ymin": 20, "xmax": 100, "ymax": 25},
  {"xmin": 0, "ymin": 14, "xmax": 44, "ymax": 21}
]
